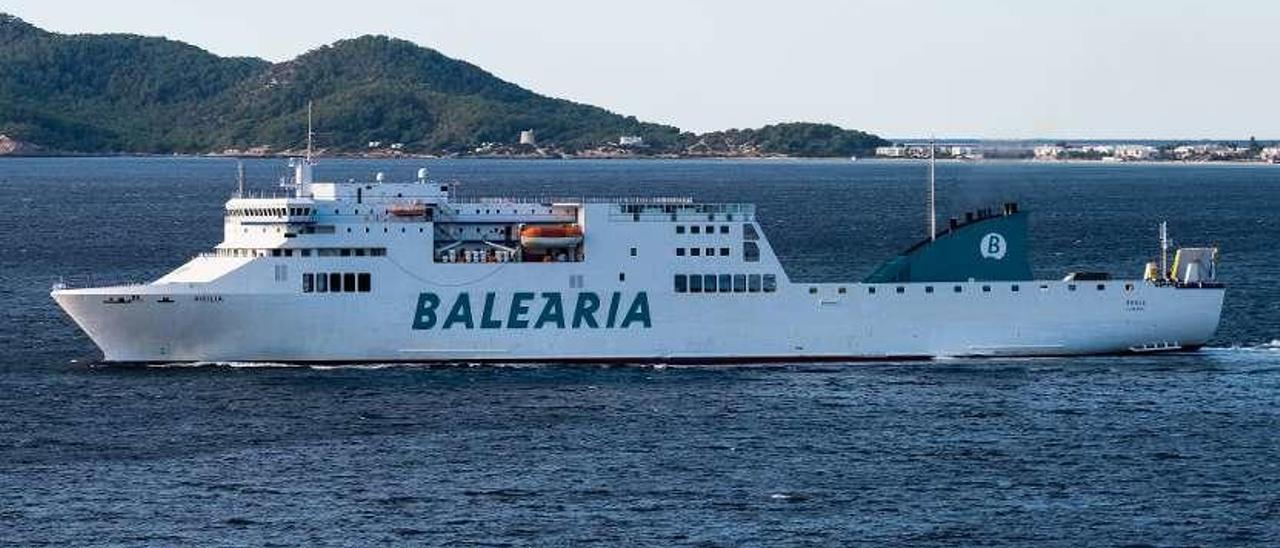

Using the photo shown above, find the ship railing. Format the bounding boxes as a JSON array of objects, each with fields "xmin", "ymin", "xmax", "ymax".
[
  {"xmin": 450, "ymin": 196, "xmax": 695, "ymax": 205},
  {"xmin": 608, "ymin": 202, "xmax": 756, "ymax": 222},
  {"xmin": 51, "ymin": 275, "xmax": 150, "ymax": 291}
]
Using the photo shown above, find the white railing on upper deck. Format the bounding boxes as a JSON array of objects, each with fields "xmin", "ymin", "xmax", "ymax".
[
  {"xmin": 450, "ymin": 195, "xmax": 695, "ymax": 205},
  {"xmin": 609, "ymin": 201, "xmax": 756, "ymax": 222},
  {"xmin": 51, "ymin": 275, "xmax": 150, "ymax": 290}
]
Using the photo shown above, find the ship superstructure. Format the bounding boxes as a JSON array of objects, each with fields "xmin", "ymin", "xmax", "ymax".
[{"xmin": 52, "ymin": 158, "xmax": 1225, "ymax": 363}]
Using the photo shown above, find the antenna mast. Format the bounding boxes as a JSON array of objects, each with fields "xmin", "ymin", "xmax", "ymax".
[
  {"xmin": 289, "ymin": 101, "xmax": 316, "ymax": 198},
  {"xmin": 1159, "ymin": 221, "xmax": 1169, "ymax": 281},
  {"xmin": 928, "ymin": 136, "xmax": 937, "ymax": 241},
  {"xmin": 236, "ymin": 160, "xmax": 245, "ymax": 197},
  {"xmin": 306, "ymin": 101, "xmax": 314, "ymax": 163}
]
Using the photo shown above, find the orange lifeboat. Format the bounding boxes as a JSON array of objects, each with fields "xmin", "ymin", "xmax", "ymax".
[
  {"xmin": 520, "ymin": 225, "xmax": 584, "ymax": 249},
  {"xmin": 388, "ymin": 202, "xmax": 428, "ymax": 217}
]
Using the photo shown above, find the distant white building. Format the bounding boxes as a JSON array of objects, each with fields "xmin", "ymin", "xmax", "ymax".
[
  {"xmin": 1113, "ymin": 144, "xmax": 1158, "ymax": 161},
  {"xmin": 519, "ymin": 130, "xmax": 537, "ymax": 146},
  {"xmin": 619, "ymin": 135, "xmax": 644, "ymax": 147},
  {"xmin": 875, "ymin": 146, "xmax": 906, "ymax": 158},
  {"xmin": 1260, "ymin": 146, "xmax": 1280, "ymax": 163},
  {"xmin": 1174, "ymin": 144, "xmax": 1247, "ymax": 161},
  {"xmin": 367, "ymin": 141, "xmax": 383, "ymax": 149},
  {"xmin": 389, "ymin": 143, "xmax": 405, "ymax": 151},
  {"xmin": 1034, "ymin": 145, "xmax": 1065, "ymax": 160}
]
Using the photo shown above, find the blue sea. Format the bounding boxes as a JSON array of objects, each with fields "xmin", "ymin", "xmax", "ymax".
[{"xmin": 2, "ymin": 158, "xmax": 1278, "ymax": 546}]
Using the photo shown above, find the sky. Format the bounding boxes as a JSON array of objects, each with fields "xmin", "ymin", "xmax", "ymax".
[{"xmin": 6, "ymin": 0, "xmax": 1279, "ymax": 139}]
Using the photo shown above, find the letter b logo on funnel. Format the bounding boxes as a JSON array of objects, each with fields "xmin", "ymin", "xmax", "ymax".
[{"xmin": 980, "ymin": 233, "xmax": 1007, "ymax": 260}]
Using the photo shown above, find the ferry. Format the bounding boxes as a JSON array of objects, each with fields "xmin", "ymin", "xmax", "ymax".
[{"xmin": 51, "ymin": 157, "xmax": 1224, "ymax": 363}]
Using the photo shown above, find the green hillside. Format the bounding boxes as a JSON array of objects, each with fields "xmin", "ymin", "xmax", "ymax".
[{"xmin": 0, "ymin": 14, "xmax": 885, "ymax": 156}]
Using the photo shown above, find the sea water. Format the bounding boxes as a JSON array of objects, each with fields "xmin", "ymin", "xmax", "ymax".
[{"xmin": 1, "ymin": 158, "xmax": 1277, "ymax": 545}]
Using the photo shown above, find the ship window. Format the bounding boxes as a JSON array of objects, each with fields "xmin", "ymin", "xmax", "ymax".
[
  {"xmin": 676, "ymin": 225, "xmax": 686, "ymax": 234},
  {"xmin": 719, "ymin": 274, "xmax": 732, "ymax": 292},
  {"xmin": 676, "ymin": 248, "xmax": 686, "ymax": 256},
  {"xmin": 719, "ymin": 247, "xmax": 729, "ymax": 256},
  {"xmin": 691, "ymin": 226, "xmax": 701, "ymax": 234},
  {"xmin": 925, "ymin": 286, "xmax": 934, "ymax": 293},
  {"xmin": 316, "ymin": 273, "xmax": 328, "ymax": 292},
  {"xmin": 1097, "ymin": 284, "xmax": 1106, "ymax": 291},
  {"xmin": 371, "ymin": 248, "xmax": 386, "ymax": 256},
  {"xmin": 675, "ymin": 274, "xmax": 687, "ymax": 293},
  {"xmin": 619, "ymin": 272, "xmax": 626, "ymax": 282},
  {"xmin": 301, "ymin": 249, "xmax": 312, "ymax": 257},
  {"xmin": 340, "ymin": 249, "xmax": 352, "ymax": 257},
  {"xmin": 302, "ymin": 273, "xmax": 314, "ymax": 293},
  {"xmin": 630, "ymin": 247, "xmax": 637, "ymax": 257},
  {"xmin": 271, "ymin": 249, "xmax": 282, "ymax": 257},
  {"xmin": 704, "ymin": 274, "xmax": 717, "ymax": 292},
  {"xmin": 689, "ymin": 274, "xmax": 703, "ymax": 293},
  {"xmin": 954, "ymin": 285, "xmax": 962, "ymax": 293},
  {"xmin": 1068, "ymin": 284, "xmax": 1077, "ymax": 291},
  {"xmin": 743, "ymin": 224, "xmax": 759, "ymax": 241},
  {"xmin": 358, "ymin": 273, "xmax": 371, "ymax": 292},
  {"xmin": 982, "ymin": 285, "xmax": 991, "ymax": 292},
  {"xmin": 1012, "ymin": 284, "xmax": 1020, "ymax": 292},
  {"xmin": 808, "ymin": 287, "xmax": 817, "ymax": 294},
  {"xmin": 329, "ymin": 273, "xmax": 342, "ymax": 292},
  {"xmin": 734, "ymin": 274, "xmax": 747, "ymax": 292},
  {"xmin": 743, "ymin": 242, "xmax": 760, "ymax": 262},
  {"xmin": 355, "ymin": 248, "xmax": 367, "ymax": 256},
  {"xmin": 896, "ymin": 286, "xmax": 905, "ymax": 294},
  {"xmin": 343, "ymin": 273, "xmax": 356, "ymax": 292},
  {"xmin": 720, "ymin": 226, "xmax": 729, "ymax": 234},
  {"xmin": 763, "ymin": 274, "xmax": 776, "ymax": 292},
  {"xmin": 705, "ymin": 225, "xmax": 714, "ymax": 234},
  {"xmin": 705, "ymin": 247, "xmax": 715, "ymax": 256},
  {"xmin": 691, "ymin": 248, "xmax": 701, "ymax": 256},
  {"xmin": 838, "ymin": 287, "xmax": 847, "ymax": 294},
  {"xmin": 1124, "ymin": 283, "xmax": 1134, "ymax": 292},
  {"xmin": 750, "ymin": 275, "xmax": 762, "ymax": 292}
]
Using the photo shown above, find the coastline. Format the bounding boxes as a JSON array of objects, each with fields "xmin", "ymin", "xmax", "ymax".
[{"xmin": 2, "ymin": 152, "xmax": 1277, "ymax": 166}]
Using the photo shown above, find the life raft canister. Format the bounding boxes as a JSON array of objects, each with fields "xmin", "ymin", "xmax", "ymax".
[
  {"xmin": 387, "ymin": 202, "xmax": 428, "ymax": 217},
  {"xmin": 520, "ymin": 225, "xmax": 584, "ymax": 249}
]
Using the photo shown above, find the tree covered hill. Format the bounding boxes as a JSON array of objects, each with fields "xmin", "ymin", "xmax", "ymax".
[{"xmin": 0, "ymin": 14, "xmax": 886, "ymax": 156}]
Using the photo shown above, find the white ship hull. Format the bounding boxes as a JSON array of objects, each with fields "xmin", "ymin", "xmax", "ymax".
[
  {"xmin": 53, "ymin": 276, "xmax": 1223, "ymax": 363},
  {"xmin": 51, "ymin": 164, "xmax": 1225, "ymax": 363}
]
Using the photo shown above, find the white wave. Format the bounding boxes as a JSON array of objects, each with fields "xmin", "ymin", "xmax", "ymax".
[{"xmin": 1210, "ymin": 340, "xmax": 1280, "ymax": 353}]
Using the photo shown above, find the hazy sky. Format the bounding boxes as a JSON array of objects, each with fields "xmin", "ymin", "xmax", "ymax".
[{"xmin": 8, "ymin": 1, "xmax": 1279, "ymax": 138}]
